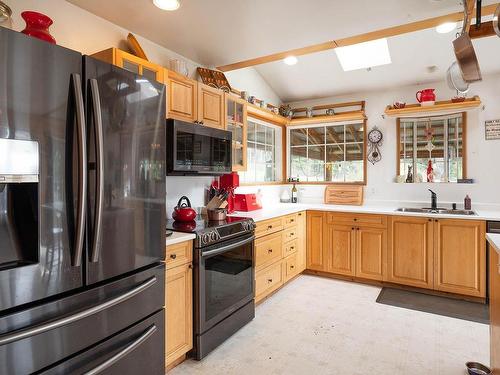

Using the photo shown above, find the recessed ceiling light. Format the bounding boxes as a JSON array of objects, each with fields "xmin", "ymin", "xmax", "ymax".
[
  {"xmin": 335, "ymin": 38, "xmax": 392, "ymax": 72},
  {"xmin": 283, "ymin": 56, "xmax": 298, "ymax": 66},
  {"xmin": 436, "ymin": 22, "xmax": 456, "ymax": 33},
  {"xmin": 153, "ymin": 0, "xmax": 180, "ymax": 11}
]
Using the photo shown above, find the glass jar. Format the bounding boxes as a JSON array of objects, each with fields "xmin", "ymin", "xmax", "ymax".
[{"xmin": 0, "ymin": 1, "xmax": 13, "ymax": 29}]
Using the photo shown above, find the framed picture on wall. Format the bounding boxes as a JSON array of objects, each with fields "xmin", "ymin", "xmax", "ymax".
[{"xmin": 486, "ymin": 120, "xmax": 500, "ymax": 140}]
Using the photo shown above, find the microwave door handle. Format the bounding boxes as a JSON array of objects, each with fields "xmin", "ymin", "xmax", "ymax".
[
  {"xmin": 83, "ymin": 325, "xmax": 157, "ymax": 375},
  {"xmin": 71, "ymin": 73, "xmax": 87, "ymax": 267},
  {"xmin": 202, "ymin": 236, "xmax": 255, "ymax": 258},
  {"xmin": 89, "ymin": 79, "xmax": 104, "ymax": 263}
]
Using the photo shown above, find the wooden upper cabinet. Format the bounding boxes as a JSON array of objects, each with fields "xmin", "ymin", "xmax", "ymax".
[
  {"xmin": 166, "ymin": 262, "xmax": 193, "ymax": 367},
  {"xmin": 387, "ymin": 216, "xmax": 434, "ymax": 288},
  {"xmin": 307, "ymin": 211, "xmax": 325, "ymax": 271},
  {"xmin": 225, "ymin": 93, "xmax": 248, "ymax": 171},
  {"xmin": 91, "ymin": 48, "xmax": 164, "ymax": 82},
  {"xmin": 197, "ymin": 83, "xmax": 225, "ymax": 129},
  {"xmin": 166, "ymin": 69, "xmax": 198, "ymax": 122},
  {"xmin": 434, "ymin": 219, "xmax": 486, "ymax": 298},
  {"xmin": 355, "ymin": 226, "xmax": 386, "ymax": 281},
  {"xmin": 325, "ymin": 224, "xmax": 355, "ymax": 276}
]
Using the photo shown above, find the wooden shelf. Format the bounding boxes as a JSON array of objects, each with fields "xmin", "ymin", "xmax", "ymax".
[
  {"xmin": 384, "ymin": 96, "xmax": 482, "ymax": 117},
  {"xmin": 288, "ymin": 110, "xmax": 366, "ymax": 126},
  {"xmin": 247, "ymin": 103, "xmax": 289, "ymax": 126}
]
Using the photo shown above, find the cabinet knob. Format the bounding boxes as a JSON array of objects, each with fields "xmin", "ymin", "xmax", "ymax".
[
  {"xmin": 291, "ymin": 265, "xmax": 295, "ymax": 269},
  {"xmin": 267, "ymin": 278, "xmax": 273, "ymax": 283},
  {"xmin": 428, "ymin": 219, "xmax": 432, "ymax": 222},
  {"xmin": 188, "ymin": 264, "xmax": 193, "ymax": 269},
  {"xmin": 291, "ymin": 232, "xmax": 295, "ymax": 236},
  {"xmin": 435, "ymin": 219, "xmax": 438, "ymax": 222},
  {"xmin": 267, "ymin": 225, "xmax": 273, "ymax": 229},
  {"xmin": 356, "ymin": 228, "xmax": 360, "ymax": 231},
  {"xmin": 352, "ymin": 228, "xmax": 355, "ymax": 230},
  {"xmin": 354, "ymin": 218, "xmax": 358, "ymax": 222},
  {"xmin": 268, "ymin": 249, "xmax": 273, "ymax": 253},
  {"xmin": 170, "ymin": 254, "xmax": 177, "ymax": 260},
  {"xmin": 291, "ymin": 247, "xmax": 295, "ymax": 250}
]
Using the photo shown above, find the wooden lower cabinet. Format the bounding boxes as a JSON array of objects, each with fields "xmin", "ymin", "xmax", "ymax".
[
  {"xmin": 387, "ymin": 216, "xmax": 434, "ymax": 288},
  {"xmin": 307, "ymin": 211, "xmax": 325, "ymax": 271},
  {"xmin": 255, "ymin": 261, "xmax": 283, "ymax": 303},
  {"xmin": 490, "ymin": 246, "xmax": 500, "ymax": 373},
  {"xmin": 434, "ymin": 219, "xmax": 486, "ymax": 297},
  {"xmin": 166, "ymin": 262, "xmax": 193, "ymax": 367},
  {"xmin": 324, "ymin": 224, "xmax": 355, "ymax": 276},
  {"xmin": 284, "ymin": 253, "xmax": 300, "ymax": 282},
  {"xmin": 296, "ymin": 212, "xmax": 307, "ymax": 272},
  {"xmin": 355, "ymin": 227, "xmax": 386, "ymax": 281},
  {"xmin": 255, "ymin": 232, "xmax": 283, "ymax": 270}
]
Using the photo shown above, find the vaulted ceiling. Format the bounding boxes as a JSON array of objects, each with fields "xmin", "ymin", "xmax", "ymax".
[{"xmin": 68, "ymin": 0, "xmax": 500, "ymax": 101}]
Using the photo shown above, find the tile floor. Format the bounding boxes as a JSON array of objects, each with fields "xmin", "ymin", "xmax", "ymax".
[{"xmin": 170, "ymin": 275, "xmax": 489, "ymax": 375}]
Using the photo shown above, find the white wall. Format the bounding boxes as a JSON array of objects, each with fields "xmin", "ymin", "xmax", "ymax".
[
  {"xmin": 225, "ymin": 68, "xmax": 282, "ymax": 106},
  {"xmin": 287, "ymin": 73, "xmax": 500, "ymax": 208}
]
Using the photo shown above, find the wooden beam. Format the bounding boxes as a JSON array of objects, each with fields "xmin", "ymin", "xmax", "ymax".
[
  {"xmin": 216, "ymin": 4, "xmax": 499, "ymax": 72},
  {"xmin": 469, "ymin": 21, "xmax": 496, "ymax": 39}
]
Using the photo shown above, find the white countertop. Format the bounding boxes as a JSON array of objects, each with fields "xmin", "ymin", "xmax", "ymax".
[
  {"xmin": 487, "ymin": 233, "xmax": 500, "ymax": 255},
  {"xmin": 166, "ymin": 231, "xmax": 196, "ymax": 247},
  {"xmin": 231, "ymin": 203, "xmax": 500, "ymax": 223}
]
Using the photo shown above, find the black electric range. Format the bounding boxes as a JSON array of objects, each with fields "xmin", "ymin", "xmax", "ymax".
[
  {"xmin": 166, "ymin": 215, "xmax": 256, "ymax": 360},
  {"xmin": 166, "ymin": 216, "xmax": 255, "ymax": 248}
]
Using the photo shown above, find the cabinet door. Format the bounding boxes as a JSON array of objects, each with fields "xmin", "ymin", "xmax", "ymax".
[
  {"xmin": 167, "ymin": 71, "xmax": 197, "ymax": 122},
  {"xmin": 307, "ymin": 212, "xmax": 325, "ymax": 271},
  {"xmin": 225, "ymin": 94, "xmax": 248, "ymax": 171},
  {"xmin": 166, "ymin": 263, "xmax": 193, "ymax": 366},
  {"xmin": 355, "ymin": 227, "xmax": 386, "ymax": 281},
  {"xmin": 296, "ymin": 211, "xmax": 307, "ymax": 272},
  {"xmin": 115, "ymin": 50, "xmax": 164, "ymax": 82},
  {"xmin": 324, "ymin": 224, "xmax": 355, "ymax": 276},
  {"xmin": 434, "ymin": 219, "xmax": 486, "ymax": 297},
  {"xmin": 490, "ymin": 247, "xmax": 500, "ymax": 373},
  {"xmin": 198, "ymin": 84, "xmax": 225, "ymax": 129},
  {"xmin": 387, "ymin": 216, "xmax": 434, "ymax": 288}
]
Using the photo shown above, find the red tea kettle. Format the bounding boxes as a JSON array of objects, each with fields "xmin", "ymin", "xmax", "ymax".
[
  {"xmin": 416, "ymin": 89, "xmax": 436, "ymax": 103},
  {"xmin": 172, "ymin": 196, "xmax": 197, "ymax": 222}
]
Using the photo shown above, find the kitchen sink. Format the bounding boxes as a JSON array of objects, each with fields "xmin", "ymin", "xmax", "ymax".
[{"xmin": 395, "ymin": 207, "xmax": 477, "ymax": 216}]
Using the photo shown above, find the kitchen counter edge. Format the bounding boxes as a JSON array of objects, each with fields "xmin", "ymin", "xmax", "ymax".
[{"xmin": 166, "ymin": 232, "xmax": 196, "ymax": 247}]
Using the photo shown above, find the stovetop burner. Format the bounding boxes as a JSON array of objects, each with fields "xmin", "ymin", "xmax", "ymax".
[{"xmin": 166, "ymin": 216, "xmax": 255, "ymax": 248}]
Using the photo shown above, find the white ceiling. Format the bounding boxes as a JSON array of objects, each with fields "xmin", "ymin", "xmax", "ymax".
[{"xmin": 67, "ymin": 0, "xmax": 500, "ymax": 101}]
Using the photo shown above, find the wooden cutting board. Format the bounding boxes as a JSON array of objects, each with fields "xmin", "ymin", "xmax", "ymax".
[{"xmin": 324, "ymin": 185, "xmax": 363, "ymax": 205}]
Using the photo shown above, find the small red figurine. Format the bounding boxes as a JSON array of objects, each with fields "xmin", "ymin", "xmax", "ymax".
[{"xmin": 427, "ymin": 160, "xmax": 434, "ymax": 183}]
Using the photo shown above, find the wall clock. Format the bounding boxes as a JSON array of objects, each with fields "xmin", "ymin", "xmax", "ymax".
[{"xmin": 367, "ymin": 127, "xmax": 383, "ymax": 165}]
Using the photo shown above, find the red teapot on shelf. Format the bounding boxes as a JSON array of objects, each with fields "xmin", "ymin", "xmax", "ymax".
[
  {"xmin": 416, "ymin": 89, "xmax": 436, "ymax": 105},
  {"xmin": 172, "ymin": 196, "xmax": 197, "ymax": 222}
]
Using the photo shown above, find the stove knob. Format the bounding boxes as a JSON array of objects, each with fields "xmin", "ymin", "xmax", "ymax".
[
  {"xmin": 202, "ymin": 233, "xmax": 211, "ymax": 245},
  {"xmin": 210, "ymin": 231, "xmax": 220, "ymax": 242}
]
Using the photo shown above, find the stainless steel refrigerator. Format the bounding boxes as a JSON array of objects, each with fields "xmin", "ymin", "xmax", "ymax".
[{"xmin": 0, "ymin": 27, "xmax": 166, "ymax": 374}]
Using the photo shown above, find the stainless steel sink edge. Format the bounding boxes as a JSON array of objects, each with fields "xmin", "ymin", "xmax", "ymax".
[{"xmin": 395, "ymin": 207, "xmax": 477, "ymax": 216}]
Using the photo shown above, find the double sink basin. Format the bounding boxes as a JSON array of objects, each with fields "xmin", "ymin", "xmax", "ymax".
[{"xmin": 396, "ymin": 207, "xmax": 476, "ymax": 216}]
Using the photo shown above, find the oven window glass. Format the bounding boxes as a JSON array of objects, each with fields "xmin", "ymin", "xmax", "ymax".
[
  {"xmin": 204, "ymin": 241, "xmax": 253, "ymax": 321},
  {"xmin": 176, "ymin": 131, "xmax": 231, "ymax": 171}
]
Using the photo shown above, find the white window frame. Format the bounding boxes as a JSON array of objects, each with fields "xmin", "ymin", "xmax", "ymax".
[
  {"xmin": 240, "ymin": 117, "xmax": 283, "ymax": 184},
  {"xmin": 287, "ymin": 120, "xmax": 366, "ymax": 183}
]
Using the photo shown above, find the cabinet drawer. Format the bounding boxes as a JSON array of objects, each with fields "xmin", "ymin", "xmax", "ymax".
[
  {"xmin": 255, "ymin": 261, "xmax": 283, "ymax": 302},
  {"xmin": 283, "ymin": 239, "xmax": 298, "ymax": 257},
  {"xmin": 255, "ymin": 217, "xmax": 283, "ymax": 238},
  {"xmin": 326, "ymin": 212, "xmax": 387, "ymax": 228},
  {"xmin": 166, "ymin": 241, "xmax": 193, "ymax": 270},
  {"xmin": 283, "ymin": 214, "xmax": 298, "ymax": 228},
  {"xmin": 255, "ymin": 232, "xmax": 283, "ymax": 270},
  {"xmin": 284, "ymin": 254, "xmax": 300, "ymax": 282},
  {"xmin": 282, "ymin": 227, "xmax": 298, "ymax": 243}
]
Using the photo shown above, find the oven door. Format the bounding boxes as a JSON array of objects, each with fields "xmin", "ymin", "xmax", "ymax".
[
  {"xmin": 166, "ymin": 119, "xmax": 232, "ymax": 175},
  {"xmin": 195, "ymin": 233, "xmax": 254, "ymax": 334}
]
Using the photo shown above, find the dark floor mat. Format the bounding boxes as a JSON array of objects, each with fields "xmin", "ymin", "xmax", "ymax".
[{"xmin": 376, "ymin": 287, "xmax": 489, "ymax": 324}]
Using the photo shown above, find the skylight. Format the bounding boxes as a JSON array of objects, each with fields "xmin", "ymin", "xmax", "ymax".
[{"xmin": 335, "ymin": 38, "xmax": 392, "ymax": 72}]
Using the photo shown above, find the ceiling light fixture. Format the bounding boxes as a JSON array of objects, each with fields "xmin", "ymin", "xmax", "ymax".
[
  {"xmin": 283, "ymin": 56, "xmax": 298, "ymax": 66},
  {"xmin": 436, "ymin": 22, "xmax": 456, "ymax": 34},
  {"xmin": 335, "ymin": 38, "xmax": 392, "ymax": 72},
  {"xmin": 153, "ymin": 0, "xmax": 180, "ymax": 11}
]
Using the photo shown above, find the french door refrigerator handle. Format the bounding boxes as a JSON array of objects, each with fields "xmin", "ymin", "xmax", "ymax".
[
  {"xmin": 0, "ymin": 276, "xmax": 157, "ymax": 346},
  {"xmin": 72, "ymin": 73, "xmax": 87, "ymax": 267},
  {"xmin": 83, "ymin": 325, "xmax": 157, "ymax": 375},
  {"xmin": 89, "ymin": 79, "xmax": 104, "ymax": 263}
]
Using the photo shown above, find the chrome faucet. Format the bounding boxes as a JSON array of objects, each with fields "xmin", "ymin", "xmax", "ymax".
[{"xmin": 428, "ymin": 189, "xmax": 437, "ymax": 210}]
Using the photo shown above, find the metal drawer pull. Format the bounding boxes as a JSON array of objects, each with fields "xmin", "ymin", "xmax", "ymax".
[
  {"xmin": 170, "ymin": 254, "xmax": 177, "ymax": 260},
  {"xmin": 0, "ymin": 277, "xmax": 157, "ymax": 346},
  {"xmin": 84, "ymin": 325, "xmax": 157, "ymax": 375}
]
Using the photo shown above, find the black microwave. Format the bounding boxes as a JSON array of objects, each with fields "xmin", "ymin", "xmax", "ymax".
[{"xmin": 166, "ymin": 119, "xmax": 232, "ymax": 176}]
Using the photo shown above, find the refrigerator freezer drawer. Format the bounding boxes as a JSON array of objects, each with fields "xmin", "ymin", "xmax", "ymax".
[
  {"xmin": 0, "ymin": 264, "xmax": 164, "ymax": 375},
  {"xmin": 40, "ymin": 309, "xmax": 165, "ymax": 375}
]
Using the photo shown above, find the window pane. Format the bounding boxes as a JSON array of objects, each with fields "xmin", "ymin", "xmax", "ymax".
[
  {"xmin": 326, "ymin": 125, "xmax": 344, "ymax": 144},
  {"xmin": 345, "ymin": 144, "xmax": 364, "ymax": 182},
  {"xmin": 290, "ymin": 128, "xmax": 307, "ymax": 146},
  {"xmin": 308, "ymin": 127, "xmax": 325, "ymax": 145},
  {"xmin": 307, "ymin": 146, "xmax": 325, "ymax": 182},
  {"xmin": 256, "ymin": 124, "xmax": 266, "ymax": 144},
  {"xmin": 326, "ymin": 145, "xmax": 344, "ymax": 182},
  {"xmin": 290, "ymin": 147, "xmax": 308, "ymax": 181},
  {"xmin": 345, "ymin": 123, "xmax": 364, "ymax": 143},
  {"xmin": 247, "ymin": 121, "xmax": 256, "ymax": 142}
]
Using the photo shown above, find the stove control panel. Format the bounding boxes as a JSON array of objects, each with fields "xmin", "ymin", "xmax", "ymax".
[{"xmin": 195, "ymin": 218, "xmax": 255, "ymax": 248}]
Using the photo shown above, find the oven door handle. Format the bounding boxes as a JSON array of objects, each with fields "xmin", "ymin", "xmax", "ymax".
[{"xmin": 201, "ymin": 236, "xmax": 255, "ymax": 258}]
